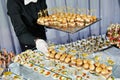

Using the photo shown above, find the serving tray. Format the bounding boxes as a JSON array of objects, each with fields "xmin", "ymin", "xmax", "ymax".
[{"xmin": 37, "ymin": 12, "xmax": 101, "ymax": 33}]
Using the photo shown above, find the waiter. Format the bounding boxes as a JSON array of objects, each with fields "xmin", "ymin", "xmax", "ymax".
[{"xmin": 7, "ymin": 0, "xmax": 48, "ymax": 53}]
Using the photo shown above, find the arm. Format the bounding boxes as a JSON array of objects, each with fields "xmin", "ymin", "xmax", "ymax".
[{"xmin": 7, "ymin": 0, "xmax": 36, "ymax": 46}]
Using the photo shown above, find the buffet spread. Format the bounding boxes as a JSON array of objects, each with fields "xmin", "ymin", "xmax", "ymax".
[
  {"xmin": 11, "ymin": 34, "xmax": 117, "ymax": 80},
  {"xmin": 0, "ymin": 7, "xmax": 120, "ymax": 80},
  {"xmin": 0, "ymin": 35, "xmax": 119, "ymax": 80},
  {"xmin": 12, "ymin": 49, "xmax": 114, "ymax": 80}
]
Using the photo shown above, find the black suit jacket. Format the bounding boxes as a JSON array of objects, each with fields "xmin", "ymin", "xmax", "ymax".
[{"xmin": 7, "ymin": 0, "xmax": 47, "ymax": 48}]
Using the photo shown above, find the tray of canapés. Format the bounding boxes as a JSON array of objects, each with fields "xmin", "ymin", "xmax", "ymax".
[
  {"xmin": 0, "ymin": 49, "xmax": 26, "ymax": 80},
  {"xmin": 37, "ymin": 12, "xmax": 101, "ymax": 33},
  {"xmin": 12, "ymin": 50, "xmax": 71, "ymax": 80},
  {"xmin": 0, "ymin": 48, "xmax": 15, "ymax": 77},
  {"xmin": 46, "ymin": 48, "xmax": 115, "ymax": 80},
  {"xmin": 0, "ymin": 48, "xmax": 15, "ymax": 68},
  {"xmin": 48, "ymin": 35, "xmax": 111, "ymax": 55},
  {"xmin": 12, "ymin": 49, "xmax": 115, "ymax": 80},
  {"xmin": 106, "ymin": 24, "xmax": 120, "ymax": 48}
]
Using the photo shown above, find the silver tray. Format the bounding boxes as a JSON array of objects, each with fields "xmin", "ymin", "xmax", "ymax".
[{"xmin": 38, "ymin": 18, "xmax": 101, "ymax": 33}]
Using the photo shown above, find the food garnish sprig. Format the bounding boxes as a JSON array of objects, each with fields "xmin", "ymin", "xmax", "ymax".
[
  {"xmin": 77, "ymin": 8, "xmax": 81, "ymax": 14},
  {"xmin": 107, "ymin": 57, "xmax": 115, "ymax": 66},
  {"xmin": 94, "ymin": 55, "xmax": 101, "ymax": 62},
  {"xmin": 58, "ymin": 7, "xmax": 64, "ymax": 13},
  {"xmin": 43, "ymin": 9, "xmax": 48, "ymax": 17},
  {"xmin": 38, "ymin": 10, "xmax": 43, "ymax": 18},
  {"xmin": 67, "ymin": 7, "xmax": 72, "ymax": 13},
  {"xmin": 81, "ymin": 53, "xmax": 89, "ymax": 59},
  {"xmin": 90, "ymin": 9, "xmax": 96, "ymax": 16},
  {"xmin": 81, "ymin": 8, "xmax": 86, "ymax": 14}
]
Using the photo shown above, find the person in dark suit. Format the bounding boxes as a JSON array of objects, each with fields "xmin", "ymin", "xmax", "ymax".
[{"xmin": 7, "ymin": 0, "xmax": 48, "ymax": 53}]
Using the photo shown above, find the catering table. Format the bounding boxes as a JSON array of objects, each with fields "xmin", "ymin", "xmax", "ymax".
[{"xmin": 9, "ymin": 46, "xmax": 120, "ymax": 80}]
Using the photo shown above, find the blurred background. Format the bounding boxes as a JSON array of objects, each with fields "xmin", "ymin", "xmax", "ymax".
[{"xmin": 0, "ymin": 0, "xmax": 120, "ymax": 54}]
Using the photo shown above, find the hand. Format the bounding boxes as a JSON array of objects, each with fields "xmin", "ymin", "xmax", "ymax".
[{"xmin": 35, "ymin": 39, "xmax": 48, "ymax": 54}]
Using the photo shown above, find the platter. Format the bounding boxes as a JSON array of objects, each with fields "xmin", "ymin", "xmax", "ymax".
[
  {"xmin": 48, "ymin": 35, "xmax": 112, "ymax": 55},
  {"xmin": 37, "ymin": 12, "xmax": 101, "ymax": 33},
  {"xmin": 12, "ymin": 50, "xmax": 115, "ymax": 80},
  {"xmin": 45, "ymin": 18, "xmax": 101, "ymax": 33},
  {"xmin": 106, "ymin": 24, "xmax": 120, "ymax": 48}
]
